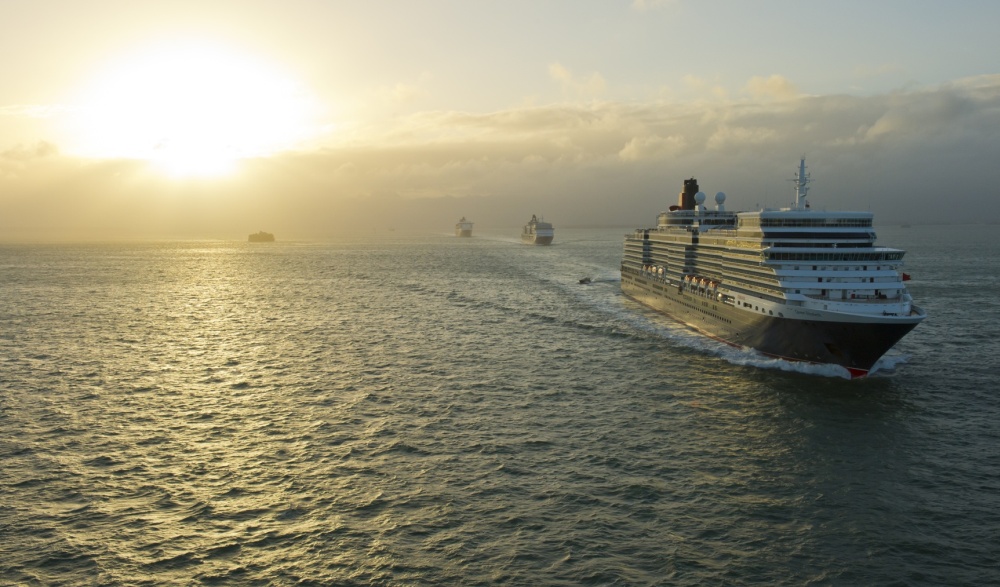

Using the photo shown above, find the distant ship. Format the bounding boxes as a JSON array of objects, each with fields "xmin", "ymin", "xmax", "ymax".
[
  {"xmin": 248, "ymin": 231, "xmax": 275, "ymax": 242},
  {"xmin": 455, "ymin": 217, "xmax": 473, "ymax": 237},
  {"xmin": 620, "ymin": 159, "xmax": 926, "ymax": 378},
  {"xmin": 521, "ymin": 214, "xmax": 554, "ymax": 245}
]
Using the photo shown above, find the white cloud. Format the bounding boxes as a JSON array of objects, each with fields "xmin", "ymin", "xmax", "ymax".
[
  {"xmin": 548, "ymin": 62, "xmax": 572, "ymax": 84},
  {"xmin": 367, "ymin": 72, "xmax": 434, "ymax": 110},
  {"xmin": 619, "ymin": 135, "xmax": 686, "ymax": 161},
  {"xmin": 680, "ymin": 75, "xmax": 729, "ymax": 101},
  {"xmin": 706, "ymin": 125, "xmax": 778, "ymax": 150},
  {"xmin": 0, "ymin": 104, "xmax": 71, "ymax": 118},
  {"xmin": 5, "ymin": 75, "xmax": 1000, "ymax": 235},
  {"xmin": 0, "ymin": 141, "xmax": 59, "ymax": 178},
  {"xmin": 549, "ymin": 62, "xmax": 606, "ymax": 96},
  {"xmin": 2, "ymin": 141, "xmax": 59, "ymax": 160},
  {"xmin": 385, "ymin": 83, "xmax": 427, "ymax": 104},
  {"xmin": 742, "ymin": 75, "xmax": 800, "ymax": 101}
]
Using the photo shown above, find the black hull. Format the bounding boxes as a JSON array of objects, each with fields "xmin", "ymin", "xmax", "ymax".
[{"xmin": 621, "ymin": 270, "xmax": 918, "ymax": 377}]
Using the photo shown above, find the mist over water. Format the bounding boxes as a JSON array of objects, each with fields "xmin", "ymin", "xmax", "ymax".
[{"xmin": 1, "ymin": 226, "xmax": 996, "ymax": 585}]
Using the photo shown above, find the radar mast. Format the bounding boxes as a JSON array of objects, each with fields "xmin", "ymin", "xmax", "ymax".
[{"xmin": 794, "ymin": 157, "xmax": 811, "ymax": 210}]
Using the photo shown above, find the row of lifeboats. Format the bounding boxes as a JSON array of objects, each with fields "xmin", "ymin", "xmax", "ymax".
[
  {"xmin": 642, "ymin": 266, "xmax": 723, "ymax": 291},
  {"xmin": 684, "ymin": 275, "xmax": 719, "ymax": 290}
]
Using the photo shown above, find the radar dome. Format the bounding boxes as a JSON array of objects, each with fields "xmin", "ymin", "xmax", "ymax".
[
  {"xmin": 715, "ymin": 192, "xmax": 726, "ymax": 204},
  {"xmin": 694, "ymin": 192, "xmax": 706, "ymax": 204}
]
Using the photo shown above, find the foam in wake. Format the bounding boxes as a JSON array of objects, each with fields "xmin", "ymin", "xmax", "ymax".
[
  {"xmin": 687, "ymin": 337, "xmax": 910, "ymax": 380},
  {"xmin": 718, "ymin": 349, "xmax": 854, "ymax": 379}
]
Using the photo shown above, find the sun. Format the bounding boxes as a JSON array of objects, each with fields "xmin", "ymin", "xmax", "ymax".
[{"xmin": 71, "ymin": 40, "xmax": 318, "ymax": 177}]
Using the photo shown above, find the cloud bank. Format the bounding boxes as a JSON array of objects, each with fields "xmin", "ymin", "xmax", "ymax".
[{"xmin": 3, "ymin": 75, "xmax": 1000, "ymax": 240}]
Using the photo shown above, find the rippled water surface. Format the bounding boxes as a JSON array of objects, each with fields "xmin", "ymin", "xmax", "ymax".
[{"xmin": 1, "ymin": 226, "xmax": 997, "ymax": 586}]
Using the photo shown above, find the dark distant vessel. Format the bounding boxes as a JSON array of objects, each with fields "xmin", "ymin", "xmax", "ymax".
[
  {"xmin": 455, "ymin": 217, "xmax": 473, "ymax": 237},
  {"xmin": 620, "ymin": 158, "xmax": 926, "ymax": 378},
  {"xmin": 521, "ymin": 214, "xmax": 554, "ymax": 245},
  {"xmin": 248, "ymin": 231, "xmax": 275, "ymax": 242}
]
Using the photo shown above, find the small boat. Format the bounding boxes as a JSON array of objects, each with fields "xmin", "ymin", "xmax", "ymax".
[
  {"xmin": 579, "ymin": 277, "xmax": 592, "ymax": 284},
  {"xmin": 248, "ymin": 231, "xmax": 275, "ymax": 242}
]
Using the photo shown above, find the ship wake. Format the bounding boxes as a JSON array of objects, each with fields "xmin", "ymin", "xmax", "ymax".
[{"xmin": 713, "ymin": 345, "xmax": 910, "ymax": 379}]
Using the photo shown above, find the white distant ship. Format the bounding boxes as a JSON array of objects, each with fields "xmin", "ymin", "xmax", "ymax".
[
  {"xmin": 455, "ymin": 217, "xmax": 473, "ymax": 237},
  {"xmin": 620, "ymin": 158, "xmax": 926, "ymax": 378},
  {"xmin": 521, "ymin": 214, "xmax": 554, "ymax": 245}
]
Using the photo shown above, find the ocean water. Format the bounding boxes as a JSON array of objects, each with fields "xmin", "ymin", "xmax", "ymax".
[{"xmin": 1, "ymin": 225, "xmax": 997, "ymax": 586}]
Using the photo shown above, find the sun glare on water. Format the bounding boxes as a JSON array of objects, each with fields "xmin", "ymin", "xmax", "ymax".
[{"xmin": 73, "ymin": 41, "xmax": 318, "ymax": 178}]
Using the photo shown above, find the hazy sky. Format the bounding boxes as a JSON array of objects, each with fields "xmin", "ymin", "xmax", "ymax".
[{"xmin": 3, "ymin": 0, "xmax": 1000, "ymax": 239}]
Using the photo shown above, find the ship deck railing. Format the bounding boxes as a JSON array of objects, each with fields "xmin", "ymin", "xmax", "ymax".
[{"xmin": 802, "ymin": 293, "xmax": 904, "ymax": 304}]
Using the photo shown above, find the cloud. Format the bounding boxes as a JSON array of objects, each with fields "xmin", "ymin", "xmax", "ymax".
[
  {"xmin": 843, "ymin": 77, "xmax": 1000, "ymax": 145},
  {"xmin": 4, "ymin": 75, "xmax": 1000, "ymax": 237},
  {"xmin": 265, "ymin": 73, "xmax": 1000, "ymax": 226},
  {"xmin": 379, "ymin": 82, "xmax": 429, "ymax": 105},
  {"xmin": 366, "ymin": 72, "xmax": 434, "ymax": 109},
  {"xmin": 681, "ymin": 75, "xmax": 729, "ymax": 101},
  {"xmin": 619, "ymin": 135, "xmax": 686, "ymax": 161},
  {"xmin": 548, "ymin": 62, "xmax": 572, "ymax": 84},
  {"xmin": 0, "ymin": 104, "xmax": 70, "ymax": 118},
  {"xmin": 2, "ymin": 141, "xmax": 59, "ymax": 161},
  {"xmin": 549, "ymin": 62, "xmax": 607, "ymax": 96},
  {"xmin": 706, "ymin": 125, "xmax": 779, "ymax": 150},
  {"xmin": 1, "ymin": 141, "xmax": 59, "ymax": 178},
  {"xmin": 742, "ymin": 75, "xmax": 800, "ymax": 101}
]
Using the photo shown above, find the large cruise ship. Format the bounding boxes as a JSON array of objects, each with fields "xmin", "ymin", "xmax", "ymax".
[
  {"xmin": 455, "ymin": 217, "xmax": 473, "ymax": 237},
  {"xmin": 522, "ymin": 214, "xmax": 554, "ymax": 245},
  {"xmin": 620, "ymin": 159, "xmax": 926, "ymax": 378}
]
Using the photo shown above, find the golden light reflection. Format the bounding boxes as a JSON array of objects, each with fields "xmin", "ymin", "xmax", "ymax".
[{"xmin": 71, "ymin": 40, "xmax": 319, "ymax": 178}]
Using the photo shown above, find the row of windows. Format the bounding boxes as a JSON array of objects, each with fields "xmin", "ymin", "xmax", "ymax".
[
  {"xmin": 629, "ymin": 237, "xmax": 904, "ymax": 289},
  {"xmin": 739, "ymin": 217, "xmax": 873, "ymax": 228},
  {"xmin": 765, "ymin": 252, "xmax": 904, "ymax": 262},
  {"xmin": 760, "ymin": 231, "xmax": 874, "ymax": 240},
  {"xmin": 642, "ymin": 238, "xmax": 894, "ymax": 261},
  {"xmin": 628, "ymin": 255, "xmax": 905, "ymax": 309},
  {"xmin": 771, "ymin": 242, "xmax": 874, "ymax": 249}
]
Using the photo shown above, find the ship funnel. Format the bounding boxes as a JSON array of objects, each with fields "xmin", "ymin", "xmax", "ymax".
[{"xmin": 679, "ymin": 178, "xmax": 699, "ymax": 210}]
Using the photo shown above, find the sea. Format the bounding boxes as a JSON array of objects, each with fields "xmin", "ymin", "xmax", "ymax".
[{"xmin": 1, "ymin": 224, "xmax": 997, "ymax": 586}]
